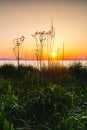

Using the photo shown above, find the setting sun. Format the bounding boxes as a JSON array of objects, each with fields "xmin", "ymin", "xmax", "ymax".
[{"xmin": 51, "ymin": 52, "xmax": 57, "ymax": 58}]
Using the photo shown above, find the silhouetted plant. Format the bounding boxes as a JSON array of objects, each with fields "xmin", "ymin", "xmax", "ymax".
[{"xmin": 13, "ymin": 36, "xmax": 25, "ymax": 68}]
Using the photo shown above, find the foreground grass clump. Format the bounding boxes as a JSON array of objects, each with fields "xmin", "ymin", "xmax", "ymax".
[{"xmin": 0, "ymin": 63, "xmax": 87, "ymax": 130}]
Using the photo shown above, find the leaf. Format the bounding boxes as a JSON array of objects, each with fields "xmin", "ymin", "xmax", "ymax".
[{"xmin": 3, "ymin": 119, "xmax": 10, "ymax": 130}]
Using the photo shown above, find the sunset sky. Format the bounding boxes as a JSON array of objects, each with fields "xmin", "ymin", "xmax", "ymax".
[{"xmin": 0, "ymin": 0, "xmax": 87, "ymax": 59}]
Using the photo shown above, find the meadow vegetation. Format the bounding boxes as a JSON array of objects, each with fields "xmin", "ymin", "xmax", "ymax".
[{"xmin": 0, "ymin": 62, "xmax": 87, "ymax": 130}]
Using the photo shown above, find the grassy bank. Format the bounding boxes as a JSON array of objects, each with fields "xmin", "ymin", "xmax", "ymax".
[{"xmin": 0, "ymin": 63, "xmax": 87, "ymax": 130}]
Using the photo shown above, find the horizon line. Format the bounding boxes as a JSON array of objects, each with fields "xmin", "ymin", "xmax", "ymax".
[{"xmin": 0, "ymin": 58, "xmax": 87, "ymax": 60}]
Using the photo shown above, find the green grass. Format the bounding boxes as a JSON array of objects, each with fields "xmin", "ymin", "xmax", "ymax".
[{"xmin": 0, "ymin": 63, "xmax": 87, "ymax": 130}]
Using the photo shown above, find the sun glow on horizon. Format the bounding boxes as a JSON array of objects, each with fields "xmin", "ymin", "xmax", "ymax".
[{"xmin": 51, "ymin": 51, "xmax": 57, "ymax": 59}]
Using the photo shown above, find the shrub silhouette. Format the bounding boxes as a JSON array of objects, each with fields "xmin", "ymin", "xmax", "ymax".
[{"xmin": 0, "ymin": 64, "xmax": 16, "ymax": 78}]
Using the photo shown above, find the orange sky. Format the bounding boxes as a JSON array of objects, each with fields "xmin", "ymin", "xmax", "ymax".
[{"xmin": 0, "ymin": 0, "xmax": 87, "ymax": 59}]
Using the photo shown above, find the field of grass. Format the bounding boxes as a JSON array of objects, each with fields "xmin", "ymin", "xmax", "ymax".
[{"xmin": 0, "ymin": 62, "xmax": 87, "ymax": 130}]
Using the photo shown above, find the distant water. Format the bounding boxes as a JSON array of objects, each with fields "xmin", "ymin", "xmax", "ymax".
[{"xmin": 0, "ymin": 59, "xmax": 87, "ymax": 68}]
